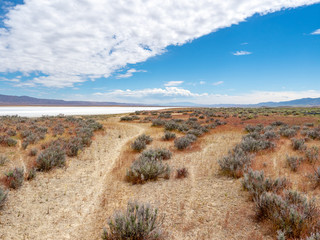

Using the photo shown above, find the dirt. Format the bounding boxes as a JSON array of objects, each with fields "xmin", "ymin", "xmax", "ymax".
[{"xmin": 0, "ymin": 119, "xmax": 272, "ymax": 240}]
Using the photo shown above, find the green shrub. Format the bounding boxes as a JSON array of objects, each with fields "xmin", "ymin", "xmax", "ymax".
[
  {"xmin": 162, "ymin": 131, "xmax": 176, "ymax": 141},
  {"xmin": 101, "ymin": 201, "xmax": 163, "ymax": 240},
  {"xmin": 36, "ymin": 145, "xmax": 66, "ymax": 171},
  {"xmin": 5, "ymin": 167, "xmax": 24, "ymax": 189},
  {"xmin": 218, "ymin": 146, "xmax": 252, "ymax": 178},
  {"xmin": 126, "ymin": 157, "xmax": 170, "ymax": 184}
]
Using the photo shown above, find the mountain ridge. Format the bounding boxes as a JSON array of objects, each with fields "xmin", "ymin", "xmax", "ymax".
[{"xmin": 0, "ymin": 94, "xmax": 320, "ymax": 107}]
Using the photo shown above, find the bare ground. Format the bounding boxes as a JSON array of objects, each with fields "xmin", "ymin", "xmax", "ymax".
[{"xmin": 0, "ymin": 119, "xmax": 272, "ymax": 239}]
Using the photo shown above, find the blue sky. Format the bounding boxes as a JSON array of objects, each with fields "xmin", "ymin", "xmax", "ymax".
[{"xmin": 0, "ymin": 0, "xmax": 319, "ymax": 104}]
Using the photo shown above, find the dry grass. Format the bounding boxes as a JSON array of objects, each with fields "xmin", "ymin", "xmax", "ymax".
[{"xmin": 1, "ymin": 110, "xmax": 320, "ymax": 239}]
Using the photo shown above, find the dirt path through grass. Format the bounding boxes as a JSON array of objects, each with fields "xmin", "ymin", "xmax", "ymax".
[{"xmin": 0, "ymin": 121, "xmax": 146, "ymax": 240}]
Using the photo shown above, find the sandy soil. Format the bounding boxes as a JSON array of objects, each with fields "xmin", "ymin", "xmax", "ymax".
[
  {"xmin": 0, "ymin": 119, "xmax": 273, "ymax": 240},
  {"xmin": 0, "ymin": 121, "xmax": 146, "ymax": 240}
]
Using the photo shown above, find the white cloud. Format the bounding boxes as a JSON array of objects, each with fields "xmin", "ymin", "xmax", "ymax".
[
  {"xmin": 94, "ymin": 86, "xmax": 207, "ymax": 98},
  {"xmin": 194, "ymin": 90, "xmax": 320, "ymax": 105},
  {"xmin": 0, "ymin": 0, "xmax": 319, "ymax": 87},
  {"xmin": 164, "ymin": 81, "xmax": 184, "ymax": 87},
  {"xmin": 116, "ymin": 68, "xmax": 146, "ymax": 79},
  {"xmin": 91, "ymin": 88, "xmax": 320, "ymax": 105},
  {"xmin": 199, "ymin": 81, "xmax": 206, "ymax": 85},
  {"xmin": 233, "ymin": 51, "xmax": 252, "ymax": 56},
  {"xmin": 213, "ymin": 81, "xmax": 224, "ymax": 86},
  {"xmin": 311, "ymin": 29, "xmax": 320, "ymax": 35}
]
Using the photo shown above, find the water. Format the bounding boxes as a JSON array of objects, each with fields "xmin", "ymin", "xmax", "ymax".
[{"xmin": 0, "ymin": 106, "xmax": 174, "ymax": 117}]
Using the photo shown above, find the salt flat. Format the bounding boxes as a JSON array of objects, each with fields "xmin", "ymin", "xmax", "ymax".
[{"xmin": 0, "ymin": 106, "xmax": 172, "ymax": 117}]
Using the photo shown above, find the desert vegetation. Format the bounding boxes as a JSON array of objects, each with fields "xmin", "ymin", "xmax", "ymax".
[{"xmin": 1, "ymin": 107, "xmax": 320, "ymax": 239}]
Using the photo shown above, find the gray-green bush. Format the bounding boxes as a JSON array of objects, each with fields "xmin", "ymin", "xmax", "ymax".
[{"xmin": 101, "ymin": 201, "xmax": 163, "ymax": 240}]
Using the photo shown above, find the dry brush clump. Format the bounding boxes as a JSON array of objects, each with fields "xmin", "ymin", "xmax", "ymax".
[
  {"xmin": 36, "ymin": 144, "xmax": 66, "ymax": 171},
  {"xmin": 254, "ymin": 190, "xmax": 319, "ymax": 238},
  {"xmin": 291, "ymin": 138, "xmax": 307, "ymax": 151},
  {"xmin": 126, "ymin": 156, "xmax": 170, "ymax": 184},
  {"xmin": 139, "ymin": 148, "xmax": 172, "ymax": 161},
  {"xmin": 131, "ymin": 134, "xmax": 153, "ymax": 152},
  {"xmin": 0, "ymin": 187, "xmax": 8, "ymax": 209},
  {"xmin": 5, "ymin": 167, "xmax": 24, "ymax": 189},
  {"xmin": 286, "ymin": 155, "xmax": 303, "ymax": 172},
  {"xmin": 218, "ymin": 146, "xmax": 252, "ymax": 178},
  {"xmin": 176, "ymin": 167, "xmax": 188, "ymax": 179},
  {"xmin": 242, "ymin": 169, "xmax": 289, "ymax": 200},
  {"xmin": 162, "ymin": 131, "xmax": 176, "ymax": 141},
  {"xmin": 101, "ymin": 201, "xmax": 163, "ymax": 240}
]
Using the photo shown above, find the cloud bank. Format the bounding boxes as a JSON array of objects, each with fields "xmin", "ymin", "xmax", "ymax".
[{"xmin": 0, "ymin": 0, "xmax": 319, "ymax": 87}]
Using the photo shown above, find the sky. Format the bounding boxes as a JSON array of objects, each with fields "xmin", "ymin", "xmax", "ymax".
[{"xmin": 0, "ymin": 0, "xmax": 319, "ymax": 105}]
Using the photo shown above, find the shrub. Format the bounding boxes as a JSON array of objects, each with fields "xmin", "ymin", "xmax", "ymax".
[
  {"xmin": 263, "ymin": 131, "xmax": 279, "ymax": 140},
  {"xmin": 239, "ymin": 137, "xmax": 275, "ymax": 153},
  {"xmin": 271, "ymin": 121, "xmax": 286, "ymax": 126},
  {"xmin": 218, "ymin": 146, "xmax": 252, "ymax": 178},
  {"xmin": 306, "ymin": 147, "xmax": 319, "ymax": 163},
  {"xmin": 243, "ymin": 169, "xmax": 288, "ymax": 199},
  {"xmin": 151, "ymin": 119, "xmax": 165, "ymax": 127},
  {"xmin": 187, "ymin": 129, "xmax": 203, "ymax": 137},
  {"xmin": 120, "ymin": 116, "xmax": 133, "ymax": 121},
  {"xmin": 176, "ymin": 167, "xmax": 188, "ymax": 179},
  {"xmin": 164, "ymin": 120, "xmax": 179, "ymax": 131},
  {"xmin": 6, "ymin": 129, "xmax": 16, "ymax": 136},
  {"xmin": 174, "ymin": 136, "xmax": 192, "ymax": 150},
  {"xmin": 126, "ymin": 157, "xmax": 170, "ymax": 184},
  {"xmin": 286, "ymin": 155, "xmax": 303, "ymax": 172},
  {"xmin": 131, "ymin": 139, "xmax": 146, "ymax": 152},
  {"xmin": 36, "ymin": 145, "xmax": 66, "ymax": 171},
  {"xmin": 306, "ymin": 232, "xmax": 320, "ymax": 240},
  {"xmin": 29, "ymin": 148, "xmax": 38, "ymax": 156},
  {"xmin": 101, "ymin": 201, "xmax": 163, "ymax": 240},
  {"xmin": 5, "ymin": 167, "xmax": 24, "ymax": 189},
  {"xmin": 140, "ymin": 148, "xmax": 172, "ymax": 161},
  {"xmin": 291, "ymin": 138, "xmax": 306, "ymax": 151},
  {"xmin": 162, "ymin": 131, "xmax": 176, "ymax": 141},
  {"xmin": 137, "ymin": 134, "xmax": 153, "ymax": 144},
  {"xmin": 245, "ymin": 124, "xmax": 264, "ymax": 133},
  {"xmin": 65, "ymin": 137, "xmax": 83, "ymax": 157},
  {"xmin": 254, "ymin": 191, "xmax": 318, "ymax": 238},
  {"xmin": 280, "ymin": 127, "xmax": 297, "ymax": 138},
  {"xmin": 131, "ymin": 134, "xmax": 152, "ymax": 152},
  {"xmin": 311, "ymin": 167, "xmax": 320, "ymax": 188},
  {"xmin": 0, "ymin": 155, "xmax": 7, "ymax": 166},
  {"xmin": 27, "ymin": 168, "xmax": 36, "ymax": 180},
  {"xmin": 6, "ymin": 138, "xmax": 17, "ymax": 147},
  {"xmin": 0, "ymin": 187, "xmax": 7, "ymax": 209}
]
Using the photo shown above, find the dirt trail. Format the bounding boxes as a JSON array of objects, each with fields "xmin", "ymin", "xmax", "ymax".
[{"xmin": 0, "ymin": 121, "xmax": 145, "ymax": 240}]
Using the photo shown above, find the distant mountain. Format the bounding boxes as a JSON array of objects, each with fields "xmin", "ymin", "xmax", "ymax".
[
  {"xmin": 257, "ymin": 98, "xmax": 320, "ymax": 107},
  {"xmin": 0, "ymin": 94, "xmax": 319, "ymax": 107},
  {"xmin": 0, "ymin": 94, "xmax": 145, "ymax": 106}
]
